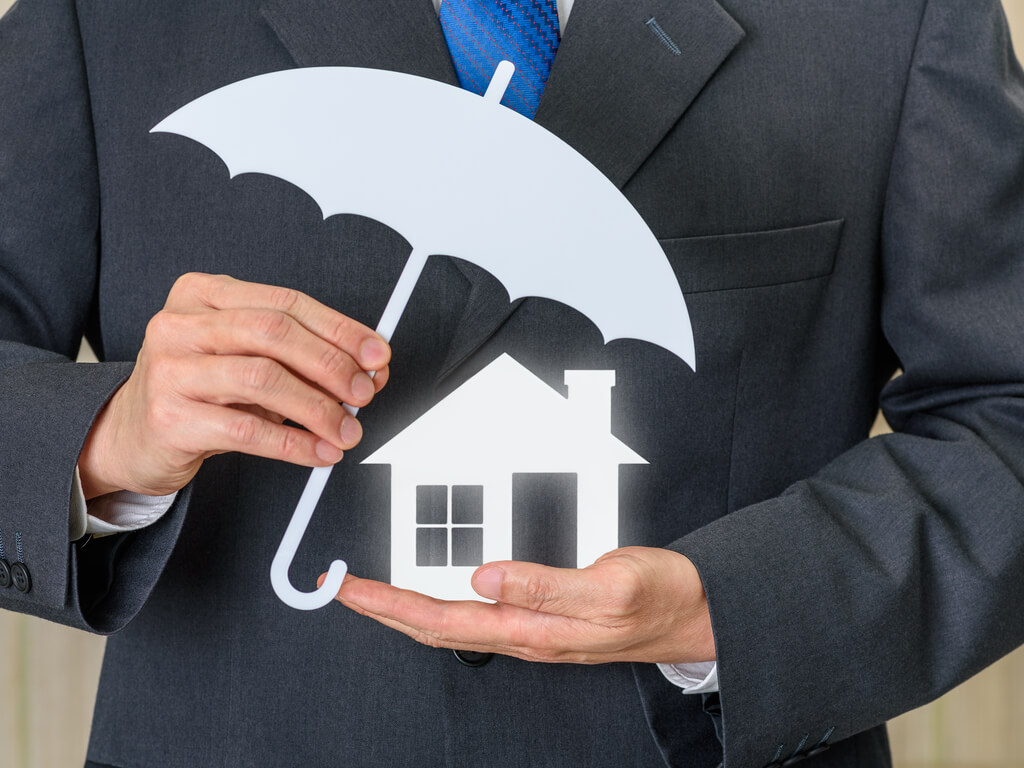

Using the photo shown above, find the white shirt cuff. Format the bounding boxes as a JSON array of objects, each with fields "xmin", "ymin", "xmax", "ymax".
[
  {"xmin": 657, "ymin": 661, "xmax": 719, "ymax": 694},
  {"xmin": 71, "ymin": 466, "xmax": 177, "ymax": 539}
]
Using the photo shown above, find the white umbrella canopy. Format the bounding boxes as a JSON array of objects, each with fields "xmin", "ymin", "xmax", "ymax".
[
  {"xmin": 152, "ymin": 63, "xmax": 695, "ymax": 610},
  {"xmin": 152, "ymin": 64, "xmax": 694, "ymax": 367}
]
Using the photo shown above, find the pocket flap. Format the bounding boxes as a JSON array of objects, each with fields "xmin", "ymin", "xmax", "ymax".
[{"xmin": 660, "ymin": 219, "xmax": 845, "ymax": 293}]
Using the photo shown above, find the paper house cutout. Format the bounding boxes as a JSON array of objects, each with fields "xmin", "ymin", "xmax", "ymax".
[{"xmin": 363, "ymin": 353, "xmax": 647, "ymax": 601}]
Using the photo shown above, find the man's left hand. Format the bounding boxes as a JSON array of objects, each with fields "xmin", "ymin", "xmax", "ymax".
[{"xmin": 326, "ymin": 547, "xmax": 716, "ymax": 665}]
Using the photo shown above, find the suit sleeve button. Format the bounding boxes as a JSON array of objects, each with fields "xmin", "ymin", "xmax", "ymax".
[
  {"xmin": 806, "ymin": 744, "xmax": 831, "ymax": 757},
  {"xmin": 10, "ymin": 562, "xmax": 30, "ymax": 593},
  {"xmin": 0, "ymin": 560, "xmax": 10, "ymax": 588},
  {"xmin": 453, "ymin": 649, "xmax": 492, "ymax": 667}
]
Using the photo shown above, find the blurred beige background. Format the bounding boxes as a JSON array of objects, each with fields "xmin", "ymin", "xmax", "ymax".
[{"xmin": 2, "ymin": 1, "xmax": 1024, "ymax": 766}]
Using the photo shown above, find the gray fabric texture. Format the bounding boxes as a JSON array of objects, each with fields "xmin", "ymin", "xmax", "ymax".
[{"xmin": 1, "ymin": 0, "xmax": 1022, "ymax": 766}]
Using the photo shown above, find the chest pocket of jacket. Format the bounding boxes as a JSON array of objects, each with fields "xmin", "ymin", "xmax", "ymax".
[
  {"xmin": 658, "ymin": 218, "xmax": 849, "ymax": 511},
  {"xmin": 660, "ymin": 218, "xmax": 844, "ymax": 294}
]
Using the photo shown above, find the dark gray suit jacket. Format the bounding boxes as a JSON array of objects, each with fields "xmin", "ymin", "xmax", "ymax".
[{"xmin": 2, "ymin": 0, "xmax": 1023, "ymax": 766}]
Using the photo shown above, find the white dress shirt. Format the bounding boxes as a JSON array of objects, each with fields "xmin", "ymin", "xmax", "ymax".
[{"xmin": 73, "ymin": 0, "xmax": 719, "ymax": 696}]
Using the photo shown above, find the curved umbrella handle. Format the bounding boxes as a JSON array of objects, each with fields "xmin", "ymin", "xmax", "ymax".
[{"xmin": 270, "ymin": 464, "xmax": 348, "ymax": 610}]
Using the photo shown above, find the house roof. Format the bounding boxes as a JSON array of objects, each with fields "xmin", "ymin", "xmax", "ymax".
[{"xmin": 362, "ymin": 353, "xmax": 646, "ymax": 473}]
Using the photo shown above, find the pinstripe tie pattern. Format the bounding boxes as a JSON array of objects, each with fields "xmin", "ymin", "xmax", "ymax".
[{"xmin": 439, "ymin": 0, "xmax": 560, "ymax": 119}]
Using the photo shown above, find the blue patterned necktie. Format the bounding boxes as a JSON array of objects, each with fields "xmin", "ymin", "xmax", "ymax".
[{"xmin": 439, "ymin": 0, "xmax": 561, "ymax": 119}]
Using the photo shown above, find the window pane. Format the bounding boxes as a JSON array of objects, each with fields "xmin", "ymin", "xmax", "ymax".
[
  {"xmin": 452, "ymin": 528, "xmax": 483, "ymax": 566},
  {"xmin": 417, "ymin": 527, "xmax": 448, "ymax": 566},
  {"xmin": 452, "ymin": 485, "xmax": 483, "ymax": 524},
  {"xmin": 416, "ymin": 485, "xmax": 448, "ymax": 524}
]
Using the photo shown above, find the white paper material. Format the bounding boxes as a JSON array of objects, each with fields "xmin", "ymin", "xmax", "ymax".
[
  {"xmin": 363, "ymin": 353, "xmax": 646, "ymax": 601},
  {"xmin": 152, "ymin": 64, "xmax": 695, "ymax": 609},
  {"xmin": 151, "ymin": 66, "xmax": 694, "ymax": 365}
]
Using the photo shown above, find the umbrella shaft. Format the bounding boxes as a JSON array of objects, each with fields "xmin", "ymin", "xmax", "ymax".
[
  {"xmin": 342, "ymin": 247, "xmax": 429, "ymax": 421},
  {"xmin": 375, "ymin": 247, "xmax": 429, "ymax": 343}
]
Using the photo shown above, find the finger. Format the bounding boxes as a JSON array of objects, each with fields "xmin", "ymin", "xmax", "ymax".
[
  {"xmin": 372, "ymin": 364, "xmax": 390, "ymax": 393},
  {"xmin": 230, "ymin": 404, "xmax": 286, "ymax": 424},
  {"xmin": 357, "ymin": 605, "xmax": 550, "ymax": 661},
  {"xmin": 338, "ymin": 575, "xmax": 523, "ymax": 646},
  {"xmin": 164, "ymin": 273, "xmax": 390, "ymax": 371},
  {"xmin": 170, "ymin": 405, "xmax": 286, "ymax": 462},
  {"xmin": 160, "ymin": 308, "xmax": 378, "ymax": 408},
  {"xmin": 470, "ymin": 560, "xmax": 633, "ymax": 620},
  {"xmin": 175, "ymin": 355, "xmax": 363, "ymax": 450},
  {"xmin": 177, "ymin": 401, "xmax": 345, "ymax": 466},
  {"xmin": 334, "ymin": 576, "xmax": 595, "ymax": 659}
]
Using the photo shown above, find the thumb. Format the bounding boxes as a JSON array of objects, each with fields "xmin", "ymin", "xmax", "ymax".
[{"xmin": 471, "ymin": 560, "xmax": 615, "ymax": 617}]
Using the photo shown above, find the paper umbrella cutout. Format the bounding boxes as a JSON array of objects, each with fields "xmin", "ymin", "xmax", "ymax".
[{"xmin": 152, "ymin": 62, "xmax": 695, "ymax": 610}]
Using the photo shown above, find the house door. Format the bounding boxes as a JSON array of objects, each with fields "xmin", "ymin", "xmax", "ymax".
[{"xmin": 512, "ymin": 473, "xmax": 578, "ymax": 568}]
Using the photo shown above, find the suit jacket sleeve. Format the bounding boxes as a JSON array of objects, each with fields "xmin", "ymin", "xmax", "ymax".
[
  {"xmin": 669, "ymin": 2, "xmax": 1024, "ymax": 765},
  {"xmin": 0, "ymin": 0, "xmax": 188, "ymax": 633}
]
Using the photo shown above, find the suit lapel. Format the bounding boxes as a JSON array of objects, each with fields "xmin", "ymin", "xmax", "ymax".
[
  {"xmin": 536, "ymin": 0, "xmax": 745, "ymax": 189},
  {"xmin": 438, "ymin": 0, "xmax": 745, "ymax": 382},
  {"xmin": 258, "ymin": 0, "xmax": 458, "ymax": 83}
]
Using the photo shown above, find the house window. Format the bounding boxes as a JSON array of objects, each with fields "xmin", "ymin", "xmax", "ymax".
[{"xmin": 416, "ymin": 485, "xmax": 483, "ymax": 567}]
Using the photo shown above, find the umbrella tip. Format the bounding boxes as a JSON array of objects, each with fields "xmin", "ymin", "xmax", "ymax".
[{"xmin": 484, "ymin": 61, "xmax": 516, "ymax": 105}]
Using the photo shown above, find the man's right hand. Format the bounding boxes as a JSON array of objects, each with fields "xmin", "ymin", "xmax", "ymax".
[{"xmin": 78, "ymin": 273, "xmax": 391, "ymax": 500}]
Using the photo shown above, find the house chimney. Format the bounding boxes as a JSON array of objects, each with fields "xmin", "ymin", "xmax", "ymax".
[{"xmin": 563, "ymin": 370, "xmax": 616, "ymax": 433}]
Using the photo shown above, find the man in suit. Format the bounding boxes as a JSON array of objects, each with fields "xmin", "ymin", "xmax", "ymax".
[{"xmin": 1, "ymin": 0, "xmax": 1022, "ymax": 766}]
